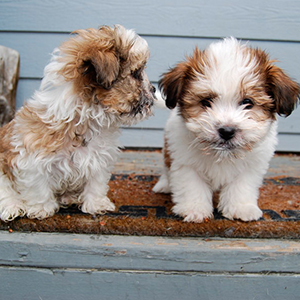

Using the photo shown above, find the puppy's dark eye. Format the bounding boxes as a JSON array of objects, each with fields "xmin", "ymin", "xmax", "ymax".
[
  {"xmin": 240, "ymin": 98, "xmax": 254, "ymax": 109},
  {"xmin": 131, "ymin": 67, "xmax": 143, "ymax": 80},
  {"xmin": 200, "ymin": 98, "xmax": 213, "ymax": 108}
]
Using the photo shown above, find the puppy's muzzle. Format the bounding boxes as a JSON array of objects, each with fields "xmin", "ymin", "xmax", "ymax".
[{"xmin": 132, "ymin": 85, "xmax": 156, "ymax": 116}]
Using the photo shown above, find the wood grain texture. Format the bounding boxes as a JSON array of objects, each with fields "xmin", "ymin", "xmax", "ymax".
[
  {"xmin": 1, "ymin": 232, "xmax": 300, "ymax": 273},
  {"xmin": 1, "ymin": 0, "xmax": 300, "ymax": 150},
  {"xmin": 1, "ymin": 267, "xmax": 299, "ymax": 300},
  {"xmin": 120, "ymin": 129, "xmax": 300, "ymax": 150},
  {"xmin": 0, "ymin": 232, "xmax": 299, "ymax": 300},
  {"xmin": 1, "ymin": 0, "xmax": 300, "ymax": 41},
  {"xmin": 1, "ymin": 33, "xmax": 300, "ymax": 82}
]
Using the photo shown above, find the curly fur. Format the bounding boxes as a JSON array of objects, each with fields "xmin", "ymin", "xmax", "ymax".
[
  {"xmin": 153, "ymin": 38, "xmax": 299, "ymax": 222},
  {"xmin": 0, "ymin": 25, "xmax": 155, "ymax": 221}
]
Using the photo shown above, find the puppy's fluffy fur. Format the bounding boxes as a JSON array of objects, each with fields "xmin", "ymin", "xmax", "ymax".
[
  {"xmin": 0, "ymin": 25, "xmax": 155, "ymax": 221},
  {"xmin": 153, "ymin": 38, "xmax": 299, "ymax": 222}
]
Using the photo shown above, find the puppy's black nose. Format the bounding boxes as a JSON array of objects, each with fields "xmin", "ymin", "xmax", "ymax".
[{"xmin": 218, "ymin": 126, "xmax": 236, "ymax": 141}]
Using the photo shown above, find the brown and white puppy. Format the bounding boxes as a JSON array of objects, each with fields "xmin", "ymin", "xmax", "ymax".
[
  {"xmin": 153, "ymin": 37, "xmax": 299, "ymax": 222},
  {"xmin": 0, "ymin": 25, "xmax": 156, "ymax": 221}
]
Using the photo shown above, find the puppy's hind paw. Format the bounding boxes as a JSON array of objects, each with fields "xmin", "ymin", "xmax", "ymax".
[{"xmin": 81, "ymin": 196, "xmax": 116, "ymax": 215}]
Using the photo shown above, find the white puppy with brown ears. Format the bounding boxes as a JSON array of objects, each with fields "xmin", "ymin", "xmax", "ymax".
[
  {"xmin": 0, "ymin": 25, "xmax": 156, "ymax": 221},
  {"xmin": 153, "ymin": 38, "xmax": 299, "ymax": 222}
]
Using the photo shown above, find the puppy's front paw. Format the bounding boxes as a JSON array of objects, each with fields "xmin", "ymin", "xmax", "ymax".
[
  {"xmin": 27, "ymin": 201, "xmax": 60, "ymax": 220},
  {"xmin": 0, "ymin": 204, "xmax": 26, "ymax": 222},
  {"xmin": 222, "ymin": 203, "xmax": 262, "ymax": 222},
  {"xmin": 172, "ymin": 203, "xmax": 213, "ymax": 223},
  {"xmin": 81, "ymin": 196, "xmax": 116, "ymax": 215}
]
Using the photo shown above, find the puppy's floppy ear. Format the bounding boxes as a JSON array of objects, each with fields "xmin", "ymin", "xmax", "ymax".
[
  {"xmin": 158, "ymin": 62, "xmax": 187, "ymax": 109},
  {"xmin": 265, "ymin": 64, "xmax": 300, "ymax": 117},
  {"xmin": 160, "ymin": 47, "xmax": 202, "ymax": 109},
  {"xmin": 59, "ymin": 28, "xmax": 121, "ymax": 90},
  {"xmin": 80, "ymin": 51, "xmax": 119, "ymax": 90},
  {"xmin": 159, "ymin": 62, "xmax": 189, "ymax": 109}
]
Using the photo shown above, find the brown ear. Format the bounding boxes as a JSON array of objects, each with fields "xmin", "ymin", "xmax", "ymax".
[
  {"xmin": 265, "ymin": 64, "xmax": 299, "ymax": 117},
  {"xmin": 160, "ymin": 47, "xmax": 202, "ymax": 109},
  {"xmin": 159, "ymin": 62, "xmax": 189, "ymax": 109},
  {"xmin": 80, "ymin": 51, "xmax": 119, "ymax": 90},
  {"xmin": 59, "ymin": 27, "xmax": 121, "ymax": 90}
]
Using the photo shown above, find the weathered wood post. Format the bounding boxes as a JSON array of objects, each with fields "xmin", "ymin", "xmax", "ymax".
[{"xmin": 0, "ymin": 45, "xmax": 20, "ymax": 126}]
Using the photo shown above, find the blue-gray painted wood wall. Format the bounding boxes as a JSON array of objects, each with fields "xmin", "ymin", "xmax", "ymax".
[
  {"xmin": 1, "ymin": 231, "xmax": 300, "ymax": 300},
  {"xmin": 1, "ymin": 0, "xmax": 300, "ymax": 151}
]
